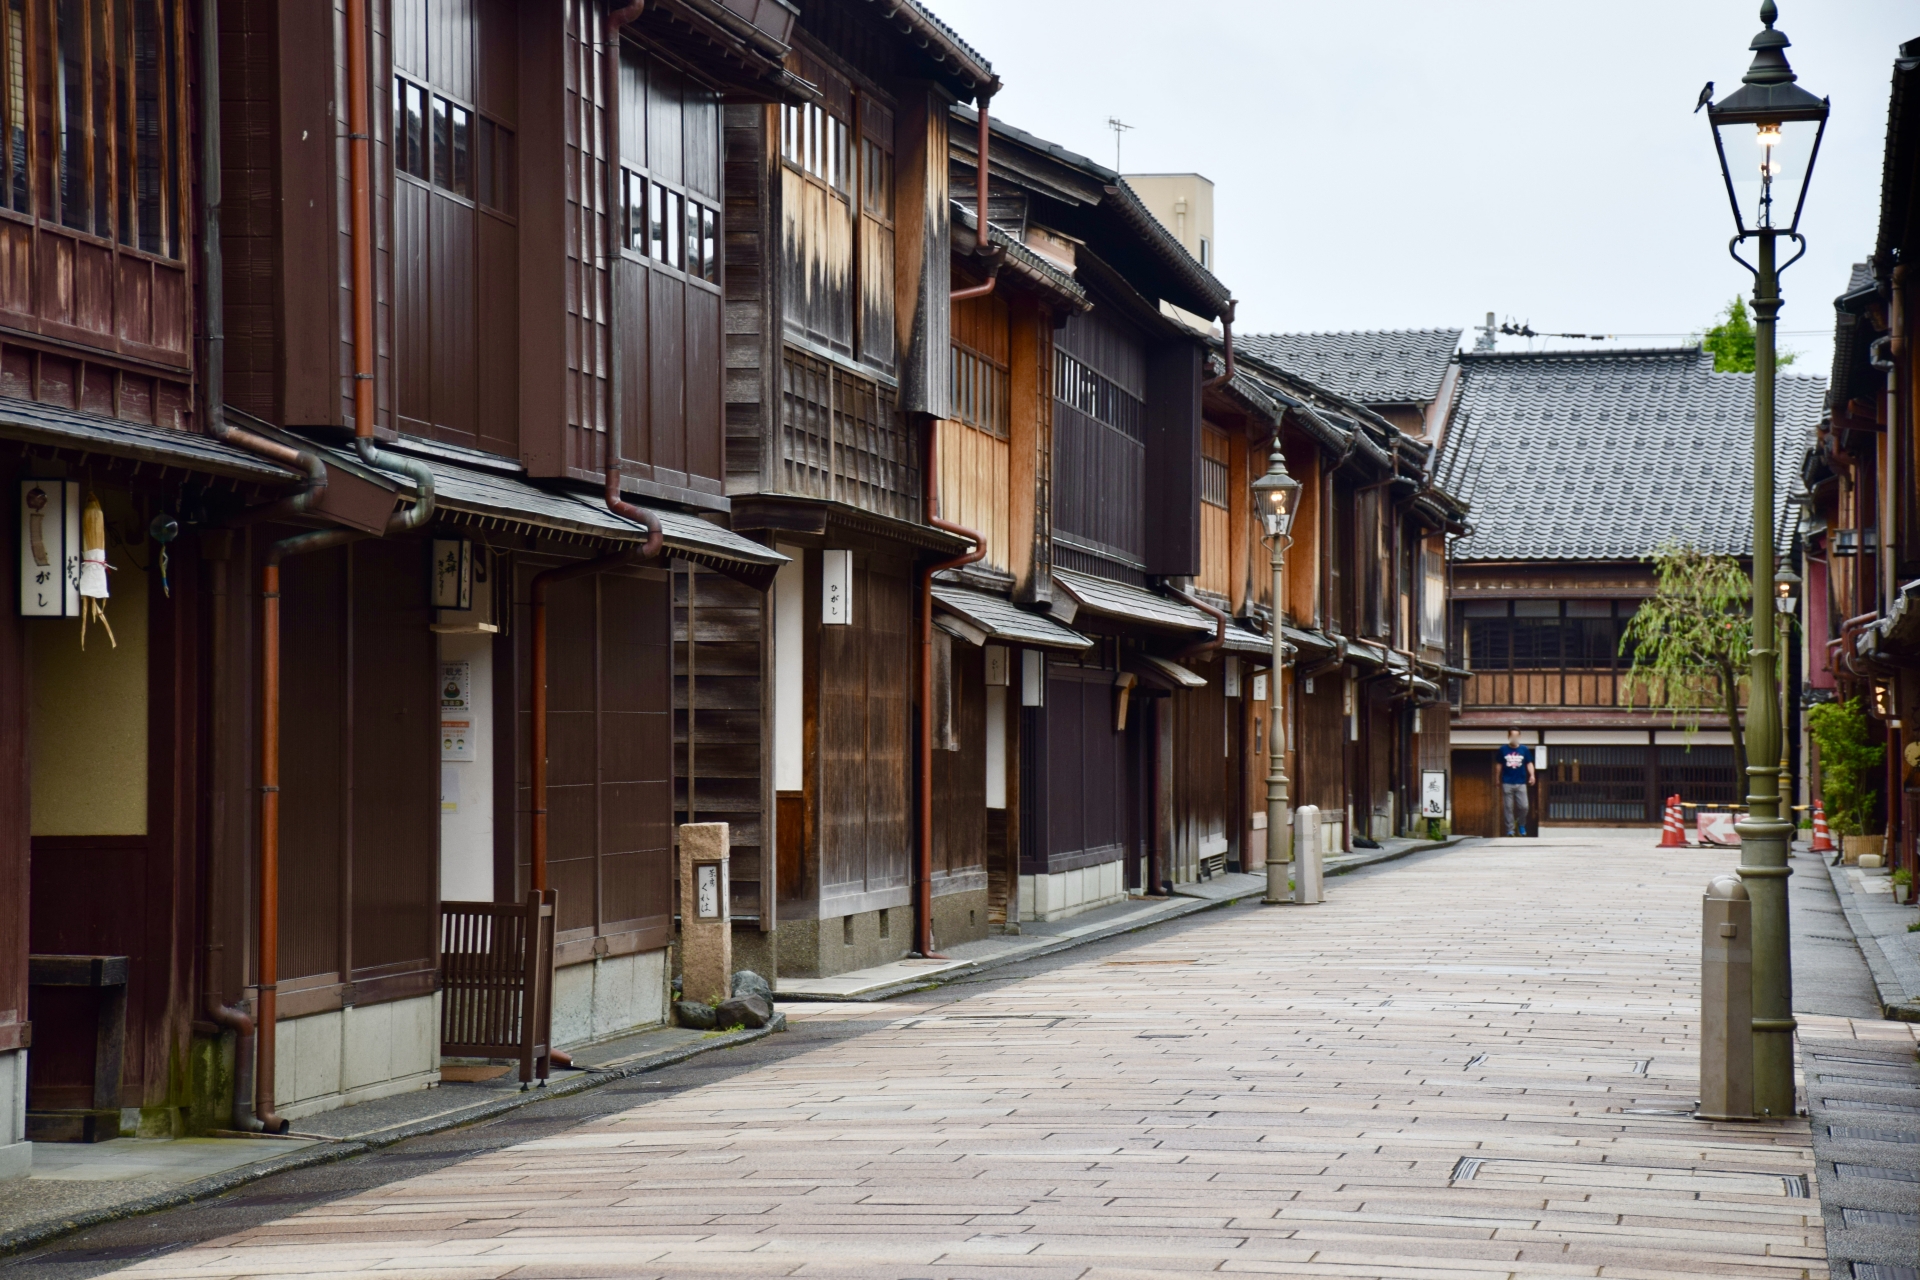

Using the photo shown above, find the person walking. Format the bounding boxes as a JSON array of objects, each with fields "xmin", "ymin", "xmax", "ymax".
[{"xmin": 1500, "ymin": 729, "xmax": 1535, "ymax": 837}]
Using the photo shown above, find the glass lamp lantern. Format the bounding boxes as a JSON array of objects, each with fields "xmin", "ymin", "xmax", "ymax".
[
  {"xmin": 1250, "ymin": 447, "xmax": 1302, "ymax": 539},
  {"xmin": 1774, "ymin": 566, "xmax": 1801, "ymax": 615},
  {"xmin": 1704, "ymin": 1, "xmax": 1828, "ymax": 240}
]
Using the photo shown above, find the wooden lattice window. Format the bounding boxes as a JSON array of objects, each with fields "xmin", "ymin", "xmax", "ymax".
[
  {"xmin": 1200, "ymin": 427, "xmax": 1229, "ymax": 509},
  {"xmin": 0, "ymin": 0, "xmax": 187, "ymax": 256},
  {"xmin": 780, "ymin": 345, "xmax": 917, "ymax": 522},
  {"xmin": 950, "ymin": 341, "xmax": 1007, "ymax": 439}
]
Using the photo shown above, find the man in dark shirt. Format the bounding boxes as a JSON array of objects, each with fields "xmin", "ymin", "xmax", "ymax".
[{"xmin": 1500, "ymin": 729, "xmax": 1535, "ymax": 837}]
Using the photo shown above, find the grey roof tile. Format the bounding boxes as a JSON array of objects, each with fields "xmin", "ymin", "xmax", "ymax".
[
  {"xmin": 1237, "ymin": 328, "xmax": 1462, "ymax": 406},
  {"xmin": 1443, "ymin": 347, "xmax": 1826, "ymax": 563}
]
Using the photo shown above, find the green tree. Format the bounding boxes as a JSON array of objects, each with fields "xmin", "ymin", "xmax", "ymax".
[
  {"xmin": 1618, "ymin": 545, "xmax": 1763, "ymax": 780},
  {"xmin": 1699, "ymin": 298, "xmax": 1797, "ymax": 373},
  {"xmin": 1805, "ymin": 698, "xmax": 1884, "ymax": 837}
]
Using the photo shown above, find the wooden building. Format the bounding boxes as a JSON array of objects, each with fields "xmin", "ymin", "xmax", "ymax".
[
  {"xmin": 1800, "ymin": 36, "xmax": 1920, "ymax": 885},
  {"xmin": 1439, "ymin": 346, "xmax": 1823, "ymax": 836},
  {"xmin": 2, "ymin": 0, "xmax": 802, "ymax": 1162}
]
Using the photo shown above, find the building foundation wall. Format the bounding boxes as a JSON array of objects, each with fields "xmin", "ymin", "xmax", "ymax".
[
  {"xmin": 273, "ymin": 994, "xmax": 440, "ymax": 1120},
  {"xmin": 1019, "ymin": 858, "xmax": 1125, "ymax": 922},
  {"xmin": 552, "ymin": 949, "xmax": 670, "ymax": 1048}
]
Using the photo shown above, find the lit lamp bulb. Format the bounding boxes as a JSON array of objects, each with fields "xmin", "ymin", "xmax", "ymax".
[{"xmin": 1755, "ymin": 123, "xmax": 1782, "ymax": 148}]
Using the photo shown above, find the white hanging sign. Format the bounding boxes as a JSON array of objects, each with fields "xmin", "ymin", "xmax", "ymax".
[
  {"xmin": 440, "ymin": 660, "xmax": 474, "ymax": 761},
  {"xmin": 19, "ymin": 480, "xmax": 80, "ymax": 618},
  {"xmin": 822, "ymin": 549, "xmax": 852, "ymax": 625},
  {"xmin": 1421, "ymin": 770, "xmax": 1447, "ymax": 818}
]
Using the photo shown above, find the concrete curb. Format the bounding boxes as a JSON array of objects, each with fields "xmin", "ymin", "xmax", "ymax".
[
  {"xmin": 1821, "ymin": 858, "xmax": 1920, "ymax": 1023},
  {"xmin": 1326, "ymin": 836, "xmax": 1466, "ymax": 877},
  {"xmin": 0, "ymin": 1023, "xmax": 780, "ymax": 1258}
]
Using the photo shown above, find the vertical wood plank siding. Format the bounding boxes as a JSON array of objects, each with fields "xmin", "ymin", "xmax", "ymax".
[
  {"xmin": 274, "ymin": 539, "xmax": 437, "ymax": 989},
  {"xmin": 931, "ymin": 640, "xmax": 985, "ymax": 879},
  {"xmin": 817, "ymin": 553, "xmax": 910, "ymax": 902},
  {"xmin": 939, "ymin": 290, "xmax": 1010, "ymax": 570},
  {"xmin": 721, "ymin": 101, "xmax": 771, "ymax": 491},
  {"xmin": 1172, "ymin": 666, "xmax": 1229, "ymax": 878},
  {"xmin": 674, "ymin": 565, "xmax": 767, "ymax": 919},
  {"xmin": 1043, "ymin": 664, "xmax": 1127, "ymax": 874},
  {"xmin": 514, "ymin": 559, "xmax": 673, "ymax": 948}
]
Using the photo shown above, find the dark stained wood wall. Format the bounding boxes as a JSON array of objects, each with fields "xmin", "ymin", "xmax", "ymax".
[
  {"xmin": 0, "ymin": 459, "xmax": 24, "ymax": 1066},
  {"xmin": 721, "ymin": 101, "xmax": 772, "ymax": 493},
  {"xmin": 1170, "ymin": 660, "xmax": 1228, "ymax": 875},
  {"xmin": 612, "ymin": 46, "xmax": 722, "ymax": 497},
  {"xmin": 1144, "ymin": 341, "xmax": 1201, "ymax": 579},
  {"xmin": 931, "ymin": 641, "xmax": 985, "ymax": 879},
  {"xmin": 1296, "ymin": 678, "xmax": 1345, "ymax": 815},
  {"xmin": 1042, "ymin": 662, "xmax": 1128, "ymax": 875},
  {"xmin": 272, "ymin": 537, "xmax": 437, "ymax": 1014},
  {"xmin": 815, "ymin": 549, "xmax": 910, "ymax": 902},
  {"xmin": 512, "ymin": 557, "xmax": 672, "ymax": 957}
]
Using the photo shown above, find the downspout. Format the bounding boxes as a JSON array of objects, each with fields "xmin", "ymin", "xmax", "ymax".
[
  {"xmin": 1203, "ymin": 300, "xmax": 1236, "ymax": 392},
  {"xmin": 345, "ymin": 0, "xmax": 435, "ymax": 531},
  {"xmin": 603, "ymin": 1, "xmax": 664, "ymax": 557},
  {"xmin": 246, "ymin": 0, "xmax": 442, "ymax": 1131},
  {"xmin": 1169, "ymin": 584, "xmax": 1226, "ymax": 664},
  {"xmin": 917, "ymin": 418, "xmax": 985, "ymax": 957},
  {"xmin": 950, "ymin": 93, "xmax": 1003, "ymax": 304},
  {"xmin": 197, "ymin": 0, "xmax": 326, "ymax": 517},
  {"xmin": 256, "ymin": 526, "xmax": 357, "ymax": 1134}
]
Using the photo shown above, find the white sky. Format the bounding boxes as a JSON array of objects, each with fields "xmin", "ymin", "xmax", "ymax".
[{"xmin": 928, "ymin": 0, "xmax": 1915, "ymax": 374}]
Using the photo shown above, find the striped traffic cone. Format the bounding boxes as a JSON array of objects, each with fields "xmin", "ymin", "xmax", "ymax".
[
  {"xmin": 1810, "ymin": 800, "xmax": 1835, "ymax": 853},
  {"xmin": 1657, "ymin": 794, "xmax": 1686, "ymax": 848}
]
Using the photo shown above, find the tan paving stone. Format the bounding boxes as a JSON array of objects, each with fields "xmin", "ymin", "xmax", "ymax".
[{"xmin": 110, "ymin": 833, "xmax": 1836, "ymax": 1279}]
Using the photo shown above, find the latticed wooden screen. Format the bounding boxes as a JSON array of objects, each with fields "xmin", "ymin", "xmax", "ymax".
[{"xmin": 779, "ymin": 346, "xmax": 918, "ymax": 522}]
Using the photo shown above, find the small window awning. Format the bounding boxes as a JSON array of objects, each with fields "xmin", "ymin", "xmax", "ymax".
[
  {"xmin": 1221, "ymin": 620, "xmax": 1274, "ymax": 655},
  {"xmin": 1284, "ymin": 626, "xmax": 1338, "ymax": 655},
  {"xmin": 0, "ymin": 399, "xmax": 303, "ymax": 485},
  {"xmin": 1130, "ymin": 653, "xmax": 1207, "ymax": 690},
  {"xmin": 932, "ymin": 583, "xmax": 1091, "ymax": 651},
  {"xmin": 1052, "ymin": 569, "xmax": 1213, "ymax": 634}
]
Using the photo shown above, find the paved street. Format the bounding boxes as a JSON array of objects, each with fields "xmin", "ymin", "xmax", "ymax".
[{"xmin": 25, "ymin": 832, "xmax": 1879, "ymax": 1279}]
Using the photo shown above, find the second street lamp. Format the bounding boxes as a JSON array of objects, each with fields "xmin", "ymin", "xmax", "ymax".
[
  {"xmin": 1251, "ymin": 446, "xmax": 1302, "ymax": 906},
  {"xmin": 1702, "ymin": 0, "xmax": 1828, "ymax": 1120}
]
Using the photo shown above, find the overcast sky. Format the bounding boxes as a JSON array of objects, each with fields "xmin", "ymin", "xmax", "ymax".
[{"xmin": 929, "ymin": 0, "xmax": 1914, "ymax": 372}]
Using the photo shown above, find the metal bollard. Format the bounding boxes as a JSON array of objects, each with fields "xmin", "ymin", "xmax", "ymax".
[
  {"xmin": 1697, "ymin": 874, "xmax": 1754, "ymax": 1120},
  {"xmin": 1294, "ymin": 804, "xmax": 1324, "ymax": 905}
]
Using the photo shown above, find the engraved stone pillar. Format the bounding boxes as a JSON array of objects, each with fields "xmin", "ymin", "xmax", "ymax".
[{"xmin": 679, "ymin": 823, "xmax": 731, "ymax": 1006}]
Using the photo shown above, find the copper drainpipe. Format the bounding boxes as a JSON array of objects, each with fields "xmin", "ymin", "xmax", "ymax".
[
  {"xmin": 917, "ymin": 419, "xmax": 985, "ymax": 957},
  {"xmin": 524, "ymin": 2, "xmax": 663, "ymax": 1073},
  {"xmin": 1203, "ymin": 300, "xmax": 1236, "ymax": 392},
  {"xmin": 951, "ymin": 94, "xmax": 1003, "ymax": 304},
  {"xmin": 1169, "ymin": 584, "xmax": 1226, "ymax": 663},
  {"xmin": 252, "ymin": 0, "xmax": 440, "ymax": 1130}
]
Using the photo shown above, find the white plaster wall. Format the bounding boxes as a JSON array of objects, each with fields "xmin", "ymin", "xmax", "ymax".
[
  {"xmin": 1017, "ymin": 859, "xmax": 1125, "ymax": 922},
  {"xmin": 985, "ymin": 685, "xmax": 1007, "ymax": 810},
  {"xmin": 772, "ymin": 545, "xmax": 804, "ymax": 792},
  {"xmin": 551, "ymin": 948, "xmax": 669, "ymax": 1049},
  {"xmin": 273, "ymin": 994, "xmax": 440, "ymax": 1120},
  {"xmin": 0, "ymin": 1048, "xmax": 28, "ymax": 1180},
  {"xmin": 439, "ymin": 630, "xmax": 494, "ymax": 903}
]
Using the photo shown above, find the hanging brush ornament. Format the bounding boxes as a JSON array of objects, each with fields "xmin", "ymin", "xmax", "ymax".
[{"xmin": 77, "ymin": 493, "xmax": 114, "ymax": 650}]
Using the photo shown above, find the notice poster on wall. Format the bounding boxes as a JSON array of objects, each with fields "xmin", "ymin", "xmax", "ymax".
[
  {"xmin": 19, "ymin": 479, "xmax": 80, "ymax": 617},
  {"xmin": 1421, "ymin": 769, "xmax": 1447, "ymax": 819},
  {"xmin": 441, "ymin": 660, "xmax": 474, "ymax": 762}
]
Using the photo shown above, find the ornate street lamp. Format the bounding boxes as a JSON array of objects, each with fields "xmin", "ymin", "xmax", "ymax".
[
  {"xmin": 1251, "ymin": 445, "xmax": 1302, "ymax": 907},
  {"xmin": 1702, "ymin": 0, "xmax": 1827, "ymax": 1120}
]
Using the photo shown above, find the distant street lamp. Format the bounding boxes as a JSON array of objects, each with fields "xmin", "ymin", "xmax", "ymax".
[
  {"xmin": 1251, "ymin": 445, "xmax": 1302, "ymax": 906},
  {"xmin": 1702, "ymin": 0, "xmax": 1828, "ymax": 1120}
]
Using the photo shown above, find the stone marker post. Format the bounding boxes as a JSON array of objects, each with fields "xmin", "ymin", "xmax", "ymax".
[
  {"xmin": 1293, "ymin": 805, "xmax": 1323, "ymax": 906},
  {"xmin": 679, "ymin": 822, "xmax": 731, "ymax": 1006},
  {"xmin": 1697, "ymin": 874, "xmax": 1753, "ymax": 1121}
]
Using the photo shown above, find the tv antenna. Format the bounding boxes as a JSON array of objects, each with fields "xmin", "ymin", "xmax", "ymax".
[{"xmin": 1107, "ymin": 117, "xmax": 1133, "ymax": 172}]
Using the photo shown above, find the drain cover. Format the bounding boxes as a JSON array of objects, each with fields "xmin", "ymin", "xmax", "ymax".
[
  {"xmin": 1851, "ymin": 1265, "xmax": 1920, "ymax": 1280},
  {"xmin": 1841, "ymin": 1207, "xmax": 1920, "ymax": 1229},
  {"xmin": 1834, "ymin": 1163, "xmax": 1920, "ymax": 1183},
  {"xmin": 1829, "ymin": 1125, "xmax": 1919, "ymax": 1144},
  {"xmin": 1825, "ymin": 1098, "xmax": 1920, "ymax": 1113}
]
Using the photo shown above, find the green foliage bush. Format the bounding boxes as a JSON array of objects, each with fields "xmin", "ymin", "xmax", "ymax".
[{"xmin": 1806, "ymin": 697, "xmax": 1883, "ymax": 837}]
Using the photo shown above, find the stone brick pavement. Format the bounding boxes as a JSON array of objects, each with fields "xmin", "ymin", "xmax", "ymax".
[{"xmin": 104, "ymin": 831, "xmax": 1840, "ymax": 1279}]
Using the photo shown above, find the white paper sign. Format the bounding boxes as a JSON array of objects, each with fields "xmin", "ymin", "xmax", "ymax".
[
  {"xmin": 440, "ymin": 660, "xmax": 474, "ymax": 761},
  {"xmin": 822, "ymin": 549, "xmax": 852, "ymax": 625},
  {"xmin": 984, "ymin": 644, "xmax": 1009, "ymax": 687},
  {"xmin": 1251, "ymin": 673, "xmax": 1268, "ymax": 702},
  {"xmin": 19, "ymin": 480, "xmax": 79, "ymax": 617},
  {"xmin": 695, "ymin": 862, "xmax": 721, "ymax": 919},
  {"xmin": 1421, "ymin": 770, "xmax": 1447, "ymax": 818}
]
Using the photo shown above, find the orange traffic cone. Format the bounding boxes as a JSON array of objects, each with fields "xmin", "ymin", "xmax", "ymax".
[
  {"xmin": 1657, "ymin": 794, "xmax": 1686, "ymax": 848},
  {"xmin": 1810, "ymin": 799, "xmax": 1835, "ymax": 853}
]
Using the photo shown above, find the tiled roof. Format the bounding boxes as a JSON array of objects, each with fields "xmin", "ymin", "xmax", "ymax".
[
  {"xmin": 932, "ymin": 583, "xmax": 1090, "ymax": 651},
  {"xmin": 1236, "ymin": 329, "xmax": 1462, "ymax": 406},
  {"xmin": 1442, "ymin": 347, "xmax": 1826, "ymax": 563},
  {"xmin": 1053, "ymin": 569, "xmax": 1213, "ymax": 633}
]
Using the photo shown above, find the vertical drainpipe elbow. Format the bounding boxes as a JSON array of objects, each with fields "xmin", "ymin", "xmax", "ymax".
[
  {"xmin": 198, "ymin": 0, "xmax": 327, "ymax": 517},
  {"xmin": 950, "ymin": 93, "xmax": 1003, "ymax": 304},
  {"xmin": 1203, "ymin": 300, "xmax": 1236, "ymax": 392},
  {"xmin": 604, "ymin": 1, "xmax": 662, "ymax": 558},
  {"xmin": 1169, "ymin": 584, "xmax": 1227, "ymax": 663}
]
